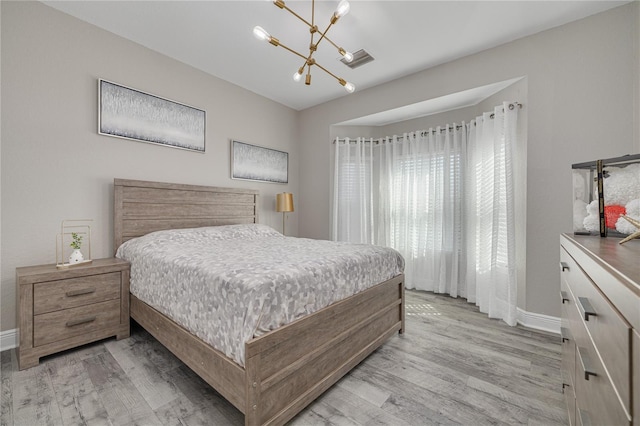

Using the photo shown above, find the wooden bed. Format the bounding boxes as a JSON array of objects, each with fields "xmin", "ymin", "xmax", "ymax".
[{"xmin": 113, "ymin": 178, "xmax": 405, "ymax": 426}]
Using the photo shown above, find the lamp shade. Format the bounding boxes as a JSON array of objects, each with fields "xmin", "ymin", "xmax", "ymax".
[{"xmin": 276, "ymin": 193, "xmax": 294, "ymax": 213}]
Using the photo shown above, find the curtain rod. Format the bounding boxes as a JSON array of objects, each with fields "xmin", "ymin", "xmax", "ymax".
[{"xmin": 333, "ymin": 102, "xmax": 522, "ymax": 144}]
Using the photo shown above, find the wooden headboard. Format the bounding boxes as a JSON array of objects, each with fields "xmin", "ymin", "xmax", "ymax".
[{"xmin": 113, "ymin": 178, "xmax": 260, "ymax": 252}]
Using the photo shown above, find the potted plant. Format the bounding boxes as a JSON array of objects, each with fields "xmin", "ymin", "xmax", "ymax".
[{"xmin": 69, "ymin": 232, "xmax": 84, "ymax": 264}]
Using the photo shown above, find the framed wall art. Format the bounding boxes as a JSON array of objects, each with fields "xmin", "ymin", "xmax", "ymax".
[
  {"xmin": 98, "ymin": 79, "xmax": 206, "ymax": 152},
  {"xmin": 231, "ymin": 140, "xmax": 288, "ymax": 184}
]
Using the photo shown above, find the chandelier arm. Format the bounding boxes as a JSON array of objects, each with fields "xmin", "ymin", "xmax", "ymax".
[
  {"xmin": 313, "ymin": 60, "xmax": 342, "ymax": 83},
  {"xmin": 315, "ymin": 32, "xmax": 341, "ymax": 52},
  {"xmin": 275, "ymin": 41, "xmax": 310, "ymax": 62},
  {"xmin": 309, "ymin": 14, "xmax": 315, "ymax": 57},
  {"xmin": 314, "ymin": 21, "xmax": 335, "ymax": 50},
  {"xmin": 281, "ymin": 4, "xmax": 314, "ymax": 29}
]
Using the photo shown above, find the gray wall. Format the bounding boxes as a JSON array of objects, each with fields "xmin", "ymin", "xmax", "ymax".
[
  {"xmin": 298, "ymin": 3, "xmax": 639, "ymax": 318},
  {"xmin": 0, "ymin": 2, "xmax": 299, "ymax": 332}
]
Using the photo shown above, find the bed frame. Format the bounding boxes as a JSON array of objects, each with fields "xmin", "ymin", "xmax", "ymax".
[{"xmin": 113, "ymin": 178, "xmax": 405, "ymax": 426}]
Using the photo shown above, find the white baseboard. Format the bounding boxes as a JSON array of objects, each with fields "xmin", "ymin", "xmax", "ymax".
[
  {"xmin": 517, "ymin": 308, "xmax": 560, "ymax": 334},
  {"xmin": 0, "ymin": 328, "xmax": 18, "ymax": 351}
]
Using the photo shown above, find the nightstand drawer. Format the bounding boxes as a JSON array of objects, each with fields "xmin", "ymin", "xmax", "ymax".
[
  {"xmin": 34, "ymin": 272, "xmax": 121, "ymax": 315},
  {"xmin": 33, "ymin": 299, "xmax": 120, "ymax": 347}
]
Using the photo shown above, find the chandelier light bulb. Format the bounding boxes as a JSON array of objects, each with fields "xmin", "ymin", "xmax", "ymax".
[
  {"xmin": 335, "ymin": 0, "xmax": 350, "ymax": 18},
  {"xmin": 343, "ymin": 81, "xmax": 355, "ymax": 93},
  {"xmin": 343, "ymin": 51, "xmax": 354, "ymax": 62},
  {"xmin": 293, "ymin": 70, "xmax": 303, "ymax": 82},
  {"xmin": 253, "ymin": 26, "xmax": 270, "ymax": 42}
]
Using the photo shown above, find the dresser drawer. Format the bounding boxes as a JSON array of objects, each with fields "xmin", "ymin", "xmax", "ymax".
[
  {"xmin": 633, "ymin": 330, "xmax": 639, "ymax": 426},
  {"xmin": 562, "ymin": 366, "xmax": 577, "ymax": 426},
  {"xmin": 34, "ymin": 272, "xmax": 121, "ymax": 315},
  {"xmin": 574, "ymin": 338, "xmax": 631, "ymax": 426},
  {"xmin": 560, "ymin": 327, "xmax": 575, "ymax": 386},
  {"xmin": 33, "ymin": 299, "xmax": 120, "ymax": 347},
  {"xmin": 576, "ymin": 408, "xmax": 592, "ymax": 426},
  {"xmin": 561, "ymin": 248, "xmax": 631, "ymax": 411},
  {"xmin": 560, "ymin": 275, "xmax": 577, "ymax": 389}
]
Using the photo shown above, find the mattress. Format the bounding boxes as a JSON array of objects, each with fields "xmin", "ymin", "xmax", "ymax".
[{"xmin": 115, "ymin": 224, "xmax": 404, "ymax": 366}]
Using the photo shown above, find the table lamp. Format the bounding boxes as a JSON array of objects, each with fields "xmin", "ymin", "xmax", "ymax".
[{"xmin": 276, "ymin": 192, "xmax": 294, "ymax": 235}]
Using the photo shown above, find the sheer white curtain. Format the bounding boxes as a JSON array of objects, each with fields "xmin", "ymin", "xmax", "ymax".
[
  {"xmin": 333, "ymin": 127, "xmax": 466, "ymax": 296},
  {"xmin": 332, "ymin": 102, "xmax": 519, "ymax": 325},
  {"xmin": 376, "ymin": 127, "xmax": 467, "ymax": 296},
  {"xmin": 465, "ymin": 102, "xmax": 518, "ymax": 325},
  {"xmin": 332, "ymin": 137, "xmax": 374, "ymax": 244}
]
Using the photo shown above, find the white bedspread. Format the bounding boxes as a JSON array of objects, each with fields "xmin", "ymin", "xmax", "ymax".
[{"xmin": 116, "ymin": 224, "xmax": 404, "ymax": 366}]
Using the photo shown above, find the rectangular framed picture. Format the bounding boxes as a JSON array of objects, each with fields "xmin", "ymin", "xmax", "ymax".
[
  {"xmin": 231, "ymin": 140, "xmax": 288, "ymax": 184},
  {"xmin": 98, "ymin": 79, "xmax": 206, "ymax": 152}
]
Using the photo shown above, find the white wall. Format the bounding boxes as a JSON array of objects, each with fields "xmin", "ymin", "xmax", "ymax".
[
  {"xmin": 0, "ymin": 2, "xmax": 299, "ymax": 332},
  {"xmin": 298, "ymin": 3, "xmax": 639, "ymax": 318}
]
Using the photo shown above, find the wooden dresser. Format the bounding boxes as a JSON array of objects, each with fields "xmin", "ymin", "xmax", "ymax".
[
  {"xmin": 560, "ymin": 234, "xmax": 640, "ymax": 425},
  {"xmin": 16, "ymin": 258, "xmax": 130, "ymax": 370}
]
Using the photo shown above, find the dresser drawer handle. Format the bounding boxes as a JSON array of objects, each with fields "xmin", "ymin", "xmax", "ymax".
[
  {"xmin": 560, "ymin": 262, "xmax": 570, "ymax": 272},
  {"xmin": 65, "ymin": 288, "xmax": 96, "ymax": 297},
  {"xmin": 578, "ymin": 408, "xmax": 592, "ymax": 426},
  {"xmin": 65, "ymin": 316, "xmax": 96, "ymax": 327},
  {"xmin": 577, "ymin": 346, "xmax": 597, "ymax": 380},
  {"xmin": 577, "ymin": 297, "xmax": 597, "ymax": 321},
  {"xmin": 560, "ymin": 291, "xmax": 570, "ymax": 304},
  {"xmin": 560, "ymin": 327, "xmax": 571, "ymax": 343}
]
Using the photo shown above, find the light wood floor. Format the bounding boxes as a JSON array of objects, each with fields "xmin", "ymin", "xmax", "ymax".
[{"xmin": 1, "ymin": 290, "xmax": 567, "ymax": 425}]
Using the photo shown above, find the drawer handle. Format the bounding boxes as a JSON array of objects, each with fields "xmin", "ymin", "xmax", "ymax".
[
  {"xmin": 560, "ymin": 291, "xmax": 570, "ymax": 304},
  {"xmin": 577, "ymin": 297, "xmax": 597, "ymax": 321},
  {"xmin": 65, "ymin": 316, "xmax": 96, "ymax": 327},
  {"xmin": 578, "ymin": 409, "xmax": 592, "ymax": 426},
  {"xmin": 561, "ymin": 382, "xmax": 571, "ymax": 393},
  {"xmin": 560, "ymin": 327, "xmax": 571, "ymax": 343},
  {"xmin": 577, "ymin": 346, "xmax": 597, "ymax": 381},
  {"xmin": 560, "ymin": 262, "xmax": 570, "ymax": 272},
  {"xmin": 65, "ymin": 288, "xmax": 96, "ymax": 297}
]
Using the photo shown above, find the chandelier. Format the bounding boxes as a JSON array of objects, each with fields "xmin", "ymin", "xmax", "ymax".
[{"xmin": 253, "ymin": 0, "xmax": 356, "ymax": 93}]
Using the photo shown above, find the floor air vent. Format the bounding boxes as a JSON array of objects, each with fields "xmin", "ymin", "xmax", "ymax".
[{"xmin": 340, "ymin": 49, "xmax": 374, "ymax": 69}]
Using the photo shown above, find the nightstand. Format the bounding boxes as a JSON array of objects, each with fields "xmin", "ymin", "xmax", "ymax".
[{"xmin": 16, "ymin": 257, "xmax": 130, "ymax": 370}]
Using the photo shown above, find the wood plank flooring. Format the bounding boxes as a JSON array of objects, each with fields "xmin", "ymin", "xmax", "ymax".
[{"xmin": 1, "ymin": 290, "xmax": 567, "ymax": 425}]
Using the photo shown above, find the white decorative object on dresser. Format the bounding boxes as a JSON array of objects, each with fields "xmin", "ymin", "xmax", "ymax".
[
  {"xmin": 16, "ymin": 258, "xmax": 130, "ymax": 370},
  {"xmin": 560, "ymin": 234, "xmax": 639, "ymax": 426}
]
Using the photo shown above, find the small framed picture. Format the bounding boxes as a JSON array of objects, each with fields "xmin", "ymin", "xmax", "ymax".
[{"xmin": 231, "ymin": 140, "xmax": 288, "ymax": 184}]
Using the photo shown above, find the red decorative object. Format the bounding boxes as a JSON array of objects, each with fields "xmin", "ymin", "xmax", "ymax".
[{"xmin": 604, "ymin": 205, "xmax": 626, "ymax": 229}]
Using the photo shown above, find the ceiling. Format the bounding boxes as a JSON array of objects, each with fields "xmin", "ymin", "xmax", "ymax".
[
  {"xmin": 337, "ymin": 77, "xmax": 523, "ymax": 126},
  {"xmin": 43, "ymin": 1, "xmax": 629, "ymax": 112}
]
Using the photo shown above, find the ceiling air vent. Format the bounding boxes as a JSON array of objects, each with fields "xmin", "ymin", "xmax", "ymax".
[{"xmin": 340, "ymin": 49, "xmax": 374, "ymax": 69}]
